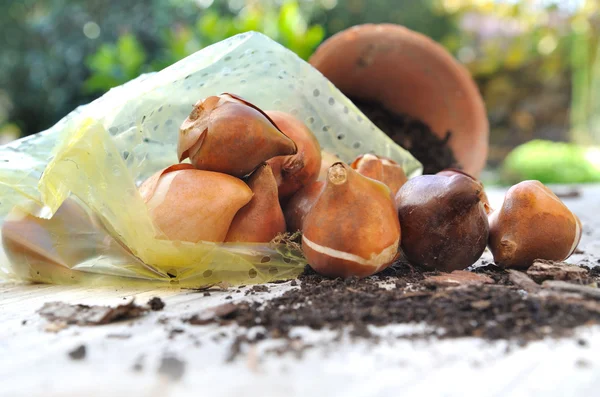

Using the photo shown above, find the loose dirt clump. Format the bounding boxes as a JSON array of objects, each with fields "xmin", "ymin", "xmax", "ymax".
[
  {"xmin": 147, "ymin": 297, "xmax": 166, "ymax": 311},
  {"xmin": 39, "ymin": 300, "xmax": 147, "ymax": 326}
]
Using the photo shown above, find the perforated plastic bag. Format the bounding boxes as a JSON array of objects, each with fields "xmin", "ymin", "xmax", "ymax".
[{"xmin": 0, "ymin": 32, "xmax": 422, "ymax": 287}]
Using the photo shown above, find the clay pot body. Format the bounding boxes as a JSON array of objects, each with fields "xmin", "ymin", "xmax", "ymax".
[{"xmin": 309, "ymin": 24, "xmax": 489, "ymax": 177}]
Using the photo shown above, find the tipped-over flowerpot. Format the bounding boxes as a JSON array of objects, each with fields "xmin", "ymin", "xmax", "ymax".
[{"xmin": 309, "ymin": 24, "xmax": 489, "ymax": 176}]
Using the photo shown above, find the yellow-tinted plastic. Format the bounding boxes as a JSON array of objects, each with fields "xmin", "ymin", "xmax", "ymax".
[{"xmin": 0, "ymin": 32, "xmax": 421, "ymax": 287}]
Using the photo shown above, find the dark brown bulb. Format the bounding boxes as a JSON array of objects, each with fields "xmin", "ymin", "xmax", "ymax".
[
  {"xmin": 436, "ymin": 168, "xmax": 492, "ymax": 214},
  {"xmin": 395, "ymin": 173, "xmax": 489, "ymax": 272}
]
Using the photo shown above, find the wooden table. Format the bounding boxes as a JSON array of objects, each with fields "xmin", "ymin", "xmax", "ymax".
[{"xmin": 1, "ymin": 186, "xmax": 599, "ymax": 397}]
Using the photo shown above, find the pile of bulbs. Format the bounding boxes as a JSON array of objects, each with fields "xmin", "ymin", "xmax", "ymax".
[{"xmin": 141, "ymin": 93, "xmax": 582, "ymax": 278}]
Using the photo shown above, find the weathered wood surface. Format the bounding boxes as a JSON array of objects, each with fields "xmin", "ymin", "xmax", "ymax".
[{"xmin": 1, "ymin": 186, "xmax": 599, "ymax": 397}]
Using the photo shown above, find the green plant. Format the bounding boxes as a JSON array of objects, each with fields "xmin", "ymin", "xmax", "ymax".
[
  {"xmin": 0, "ymin": 0, "xmax": 169, "ymax": 137},
  {"xmin": 83, "ymin": 0, "xmax": 325, "ymax": 94},
  {"xmin": 83, "ymin": 34, "xmax": 148, "ymax": 94},
  {"xmin": 501, "ymin": 139, "xmax": 600, "ymax": 184}
]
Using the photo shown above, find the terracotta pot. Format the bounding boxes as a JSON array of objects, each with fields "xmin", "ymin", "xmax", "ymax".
[{"xmin": 309, "ymin": 23, "xmax": 489, "ymax": 177}]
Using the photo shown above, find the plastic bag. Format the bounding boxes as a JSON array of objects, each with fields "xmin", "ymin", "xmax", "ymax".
[{"xmin": 0, "ymin": 32, "xmax": 422, "ymax": 287}]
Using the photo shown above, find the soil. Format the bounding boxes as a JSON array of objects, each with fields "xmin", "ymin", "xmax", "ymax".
[
  {"xmin": 38, "ymin": 300, "xmax": 147, "ymax": 326},
  {"xmin": 132, "ymin": 355, "xmax": 145, "ymax": 372},
  {"xmin": 551, "ymin": 188, "xmax": 582, "ymax": 199},
  {"xmin": 185, "ymin": 303, "xmax": 239, "ymax": 325},
  {"xmin": 187, "ymin": 261, "xmax": 600, "ymax": 361},
  {"xmin": 351, "ymin": 98, "xmax": 458, "ymax": 174},
  {"xmin": 526, "ymin": 260, "xmax": 590, "ymax": 284},
  {"xmin": 245, "ymin": 285, "xmax": 270, "ymax": 295},
  {"xmin": 158, "ymin": 355, "xmax": 186, "ymax": 381},
  {"xmin": 147, "ymin": 297, "xmax": 165, "ymax": 311},
  {"xmin": 68, "ymin": 344, "xmax": 87, "ymax": 360}
]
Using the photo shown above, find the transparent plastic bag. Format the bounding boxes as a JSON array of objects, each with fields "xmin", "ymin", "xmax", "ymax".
[{"xmin": 0, "ymin": 32, "xmax": 421, "ymax": 287}]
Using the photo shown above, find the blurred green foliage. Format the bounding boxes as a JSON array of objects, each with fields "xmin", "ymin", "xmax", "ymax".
[
  {"xmin": 83, "ymin": 1, "xmax": 325, "ymax": 94},
  {"xmin": 84, "ymin": 34, "xmax": 148, "ymax": 93},
  {"xmin": 501, "ymin": 139, "xmax": 600, "ymax": 184},
  {"xmin": 312, "ymin": 0, "xmax": 457, "ymax": 43},
  {"xmin": 0, "ymin": 0, "xmax": 160, "ymax": 137},
  {"xmin": 430, "ymin": 0, "xmax": 600, "ymax": 171}
]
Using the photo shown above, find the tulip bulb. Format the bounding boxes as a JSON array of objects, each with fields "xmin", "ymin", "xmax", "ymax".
[
  {"xmin": 178, "ymin": 94, "xmax": 297, "ymax": 177},
  {"xmin": 488, "ymin": 180, "xmax": 582, "ymax": 269},
  {"xmin": 351, "ymin": 153, "xmax": 408, "ymax": 196},
  {"xmin": 1, "ymin": 199, "xmax": 142, "ymax": 282},
  {"xmin": 225, "ymin": 163, "xmax": 286, "ymax": 243},
  {"xmin": 283, "ymin": 180, "xmax": 325, "ymax": 232},
  {"xmin": 302, "ymin": 162, "xmax": 400, "ymax": 278},
  {"xmin": 1, "ymin": 199, "xmax": 96, "ymax": 269},
  {"xmin": 436, "ymin": 168, "xmax": 492, "ymax": 214},
  {"xmin": 396, "ymin": 173, "xmax": 489, "ymax": 272},
  {"xmin": 139, "ymin": 164, "xmax": 252, "ymax": 243},
  {"xmin": 266, "ymin": 111, "xmax": 322, "ymax": 200}
]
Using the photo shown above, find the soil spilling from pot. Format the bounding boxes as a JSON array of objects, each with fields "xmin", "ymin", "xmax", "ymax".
[
  {"xmin": 351, "ymin": 98, "xmax": 459, "ymax": 174},
  {"xmin": 191, "ymin": 261, "xmax": 600, "ymax": 360}
]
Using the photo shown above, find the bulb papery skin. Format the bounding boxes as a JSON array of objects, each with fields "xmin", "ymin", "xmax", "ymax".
[
  {"xmin": 351, "ymin": 153, "xmax": 407, "ymax": 197},
  {"xmin": 177, "ymin": 94, "xmax": 297, "ymax": 177},
  {"xmin": 488, "ymin": 180, "xmax": 582, "ymax": 269},
  {"xmin": 395, "ymin": 173, "xmax": 489, "ymax": 272},
  {"xmin": 225, "ymin": 163, "xmax": 286, "ymax": 243},
  {"xmin": 302, "ymin": 162, "xmax": 400, "ymax": 278},
  {"xmin": 139, "ymin": 164, "xmax": 253, "ymax": 243},
  {"xmin": 266, "ymin": 111, "xmax": 322, "ymax": 200}
]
